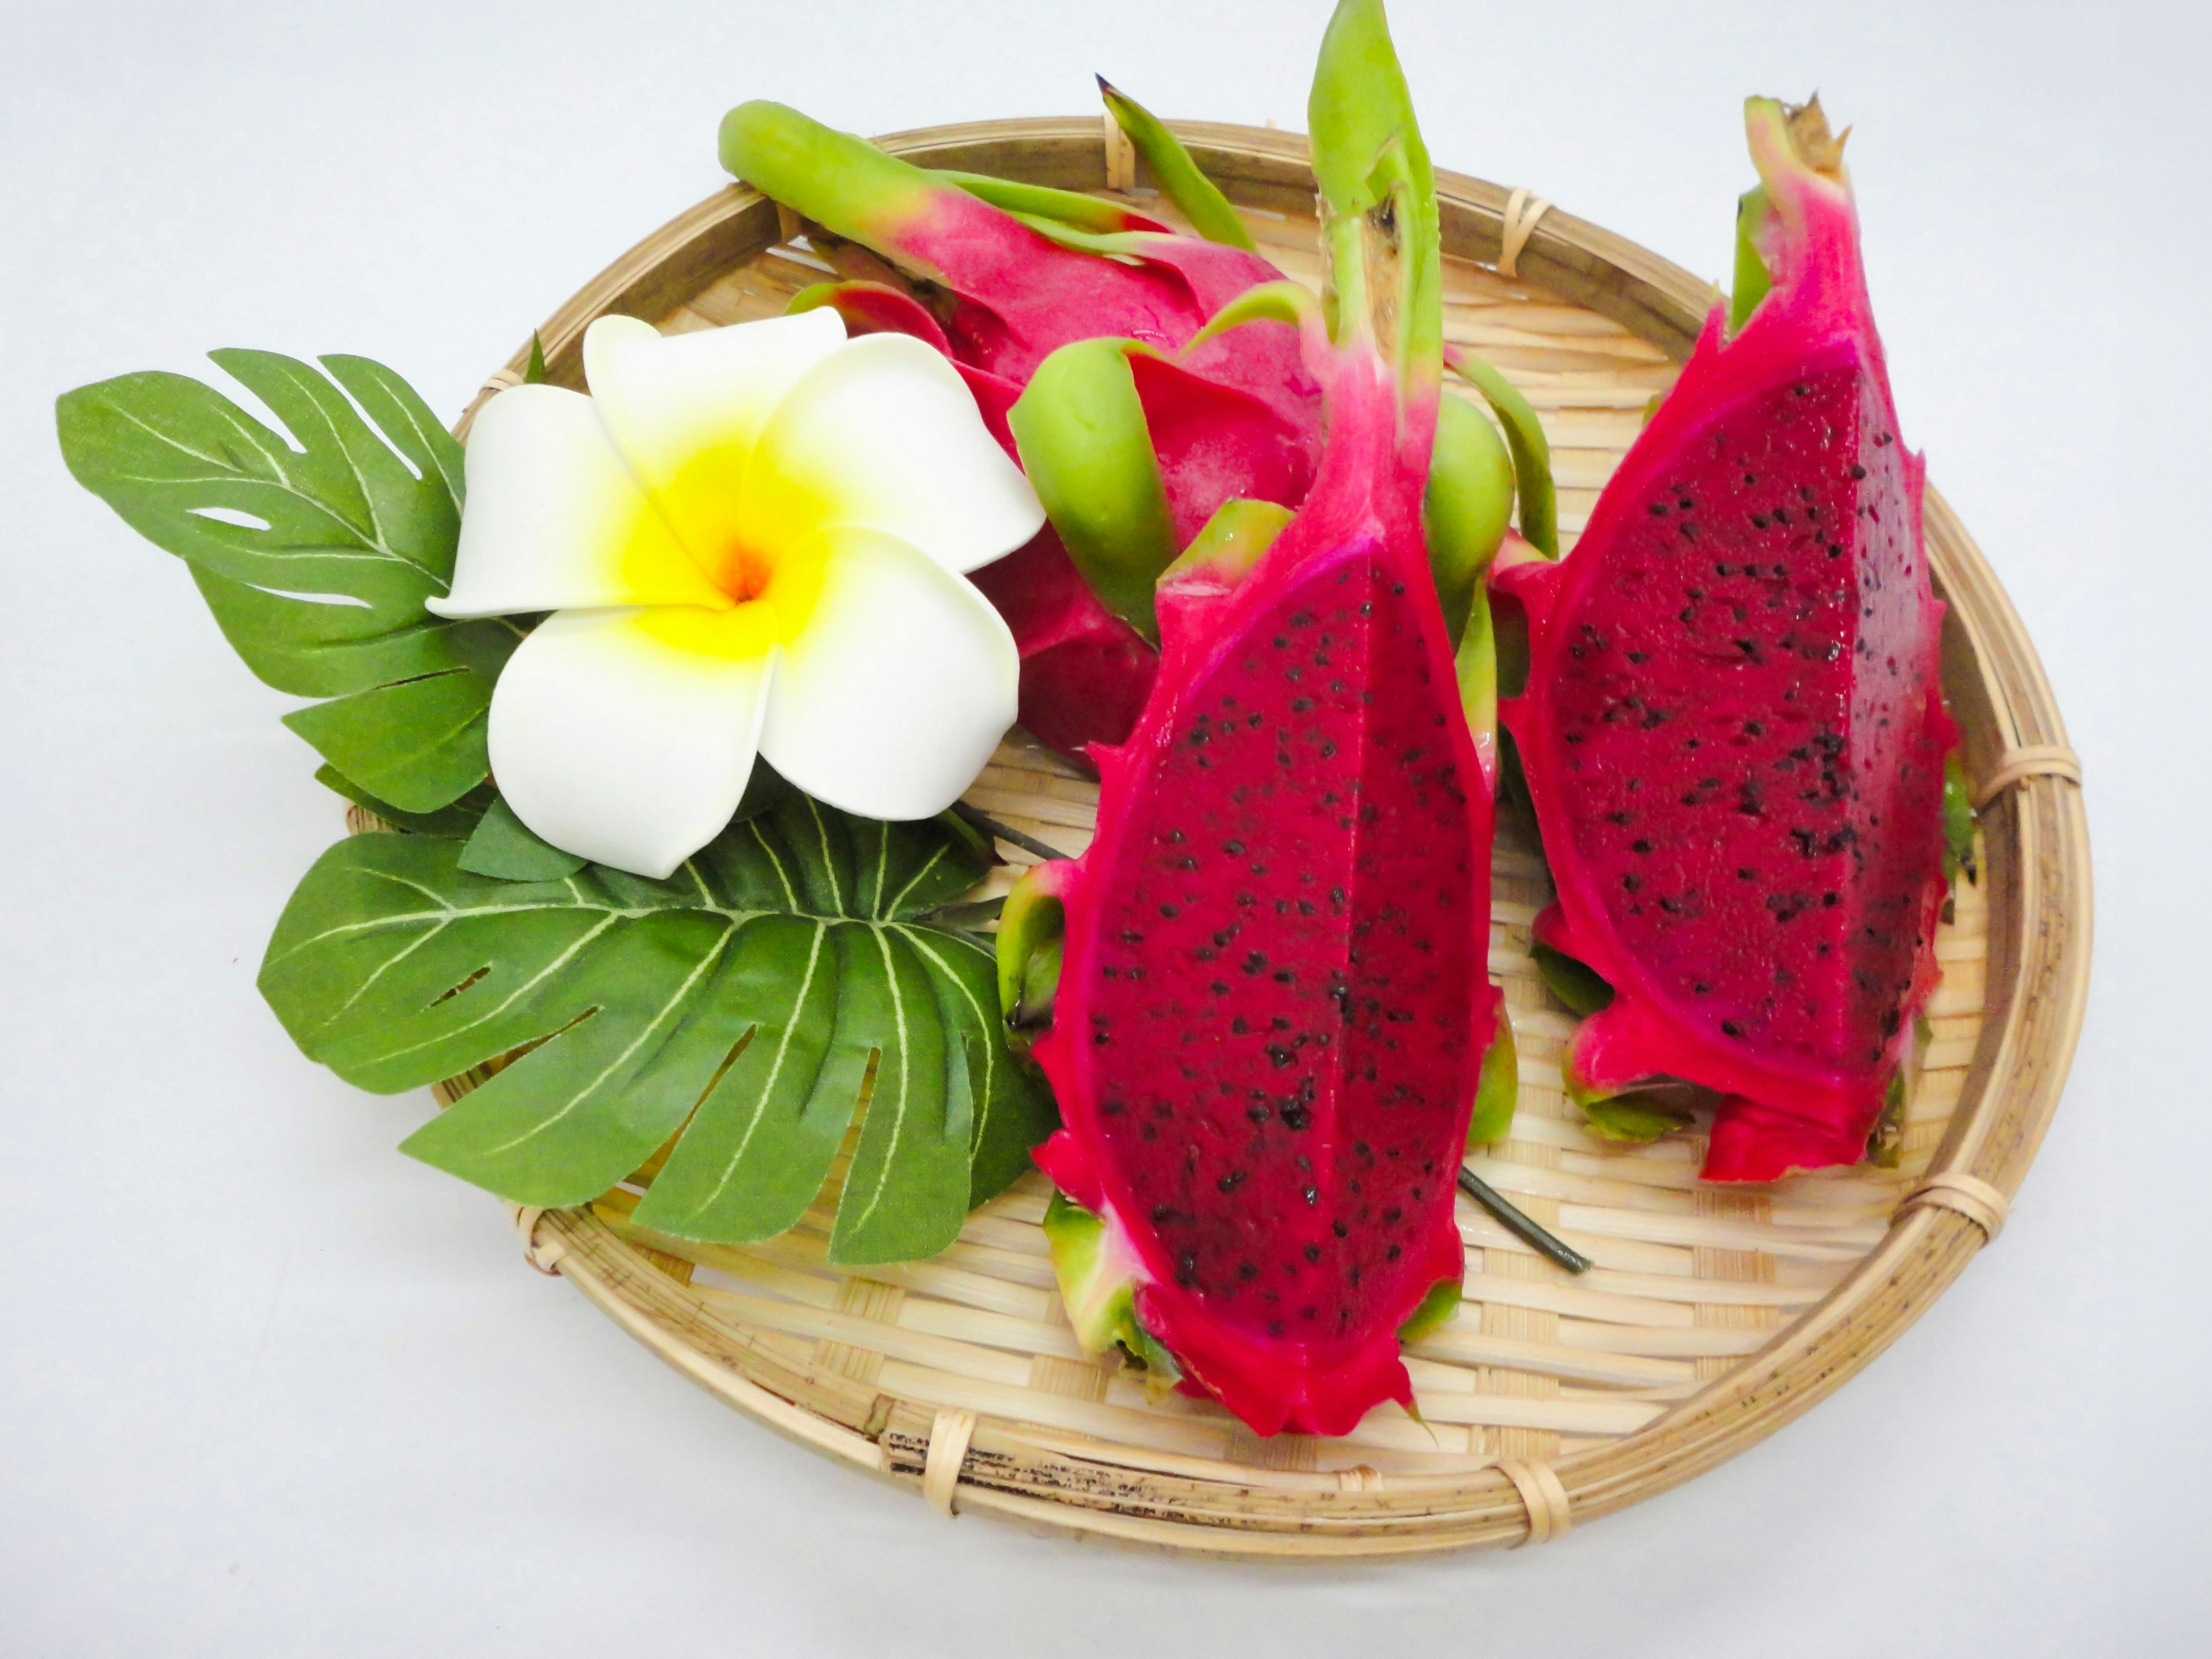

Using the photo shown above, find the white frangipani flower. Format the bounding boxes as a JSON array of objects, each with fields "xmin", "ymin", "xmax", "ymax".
[{"xmin": 429, "ymin": 310, "xmax": 1043, "ymax": 878}]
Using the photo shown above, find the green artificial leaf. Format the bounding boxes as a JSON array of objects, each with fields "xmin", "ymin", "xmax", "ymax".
[
  {"xmin": 260, "ymin": 794, "xmax": 1055, "ymax": 1263},
  {"xmin": 56, "ymin": 351, "xmax": 518, "ymax": 811},
  {"xmin": 458, "ymin": 798, "xmax": 588, "ymax": 881},
  {"xmin": 315, "ymin": 764, "xmax": 494, "ymax": 836}
]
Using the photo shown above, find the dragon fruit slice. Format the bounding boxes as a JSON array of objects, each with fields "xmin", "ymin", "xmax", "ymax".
[
  {"xmin": 1492, "ymin": 97, "xmax": 1956, "ymax": 1182},
  {"xmin": 999, "ymin": 0, "xmax": 1497, "ymax": 1437}
]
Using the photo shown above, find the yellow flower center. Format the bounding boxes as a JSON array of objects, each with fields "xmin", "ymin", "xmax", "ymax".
[{"xmin": 624, "ymin": 441, "xmax": 837, "ymax": 661}]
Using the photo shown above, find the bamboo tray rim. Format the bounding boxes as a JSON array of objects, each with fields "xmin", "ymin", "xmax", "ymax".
[{"xmin": 444, "ymin": 116, "xmax": 2092, "ymax": 1557}]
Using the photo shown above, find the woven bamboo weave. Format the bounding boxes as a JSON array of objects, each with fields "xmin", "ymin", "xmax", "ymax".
[{"xmin": 395, "ymin": 120, "xmax": 2089, "ymax": 1555}]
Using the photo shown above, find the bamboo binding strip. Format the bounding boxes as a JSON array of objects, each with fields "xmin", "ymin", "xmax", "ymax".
[
  {"xmin": 1496, "ymin": 185, "xmax": 1553, "ymax": 279},
  {"xmin": 1895, "ymin": 1173, "xmax": 2011, "ymax": 1244},
  {"xmin": 423, "ymin": 119, "xmax": 2088, "ymax": 1555},
  {"xmin": 1975, "ymin": 744, "xmax": 2084, "ymax": 809},
  {"xmin": 1498, "ymin": 1458, "xmax": 1573, "ymax": 1546}
]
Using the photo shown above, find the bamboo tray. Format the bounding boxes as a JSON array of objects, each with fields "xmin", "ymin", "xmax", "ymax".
[{"xmin": 411, "ymin": 119, "xmax": 2089, "ymax": 1555}]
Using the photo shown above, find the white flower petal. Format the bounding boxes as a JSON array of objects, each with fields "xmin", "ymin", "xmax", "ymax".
[
  {"xmin": 487, "ymin": 608, "xmax": 775, "ymax": 879},
  {"xmin": 583, "ymin": 309, "xmax": 847, "ymax": 531},
  {"xmin": 745, "ymin": 332, "xmax": 1044, "ymax": 574},
  {"xmin": 760, "ymin": 527, "xmax": 1018, "ymax": 820},
  {"xmin": 430, "ymin": 385, "xmax": 725, "ymax": 618}
]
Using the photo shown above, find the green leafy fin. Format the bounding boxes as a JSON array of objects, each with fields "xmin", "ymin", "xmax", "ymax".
[
  {"xmin": 1041, "ymin": 1190, "xmax": 1181, "ymax": 1388},
  {"xmin": 1007, "ymin": 340, "xmax": 1179, "ymax": 641},
  {"xmin": 1729, "ymin": 184, "xmax": 1774, "ymax": 335},
  {"xmin": 55, "ymin": 351, "xmax": 513, "ymax": 810},
  {"xmin": 1942, "ymin": 750, "xmax": 1978, "ymax": 884},
  {"xmin": 1456, "ymin": 585, "xmax": 1499, "ymax": 766},
  {"xmin": 1160, "ymin": 497, "xmax": 1293, "ymax": 593},
  {"xmin": 1577, "ymin": 1091, "xmax": 1696, "ymax": 1144},
  {"xmin": 458, "ymin": 798, "xmax": 588, "ymax": 881},
  {"xmin": 934, "ymin": 169, "xmax": 1164, "ymax": 235},
  {"xmin": 1308, "ymin": 0, "xmax": 1440, "ymax": 391},
  {"xmin": 524, "ymin": 332, "xmax": 550, "ymax": 385},
  {"xmin": 1444, "ymin": 347, "xmax": 1557, "ymax": 558},
  {"xmin": 1179, "ymin": 279, "xmax": 1324, "ymax": 362},
  {"xmin": 1530, "ymin": 941, "xmax": 1615, "ymax": 1017},
  {"xmin": 1396, "ymin": 1271, "xmax": 1464, "ymax": 1343},
  {"xmin": 1465, "ymin": 998, "xmax": 1518, "ymax": 1147},
  {"xmin": 1866, "ymin": 1064, "xmax": 1908, "ymax": 1168},
  {"xmin": 1096, "ymin": 77, "xmax": 1256, "ymax": 249},
  {"xmin": 1426, "ymin": 393, "xmax": 1514, "ymax": 645}
]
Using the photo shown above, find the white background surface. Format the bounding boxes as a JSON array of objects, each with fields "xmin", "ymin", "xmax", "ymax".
[{"xmin": 4, "ymin": 1, "xmax": 2203, "ymax": 1652}]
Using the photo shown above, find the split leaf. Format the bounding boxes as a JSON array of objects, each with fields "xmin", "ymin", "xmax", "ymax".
[
  {"xmin": 56, "ymin": 352, "xmax": 517, "ymax": 810},
  {"xmin": 263, "ymin": 796, "xmax": 1055, "ymax": 1262}
]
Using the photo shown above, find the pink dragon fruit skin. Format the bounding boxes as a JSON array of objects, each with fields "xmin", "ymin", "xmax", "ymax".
[
  {"xmin": 1017, "ymin": 0, "xmax": 1495, "ymax": 1436},
  {"xmin": 721, "ymin": 101, "xmax": 1323, "ymax": 762},
  {"xmin": 1493, "ymin": 98, "xmax": 1956, "ymax": 1183}
]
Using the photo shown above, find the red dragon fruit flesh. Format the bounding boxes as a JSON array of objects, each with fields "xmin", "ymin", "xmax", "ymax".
[
  {"xmin": 1491, "ymin": 97, "xmax": 1957, "ymax": 1183},
  {"xmin": 997, "ymin": 0, "xmax": 1497, "ymax": 1437}
]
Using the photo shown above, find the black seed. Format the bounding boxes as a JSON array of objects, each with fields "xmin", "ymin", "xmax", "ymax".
[
  {"xmin": 1304, "ymin": 1243, "xmax": 1321, "ymax": 1264},
  {"xmin": 1721, "ymin": 1020, "xmax": 1743, "ymax": 1037}
]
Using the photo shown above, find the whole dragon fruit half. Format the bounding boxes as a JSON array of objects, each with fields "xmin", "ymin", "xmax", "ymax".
[
  {"xmin": 1492, "ymin": 98, "xmax": 1957, "ymax": 1181},
  {"xmin": 997, "ymin": 0, "xmax": 1497, "ymax": 1436}
]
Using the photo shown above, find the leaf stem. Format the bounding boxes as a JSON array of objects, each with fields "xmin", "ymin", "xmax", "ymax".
[{"xmin": 1456, "ymin": 1165, "xmax": 1592, "ymax": 1274}]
